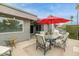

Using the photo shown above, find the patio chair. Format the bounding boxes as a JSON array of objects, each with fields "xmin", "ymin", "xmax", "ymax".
[
  {"xmin": 40, "ymin": 31, "xmax": 46, "ymax": 35},
  {"xmin": 5, "ymin": 36, "xmax": 16, "ymax": 48},
  {"xmin": 53, "ymin": 32, "xmax": 69, "ymax": 51},
  {"xmin": 35, "ymin": 34, "xmax": 51, "ymax": 55}
]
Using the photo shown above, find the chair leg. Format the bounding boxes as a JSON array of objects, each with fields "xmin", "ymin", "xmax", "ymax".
[
  {"xmin": 44, "ymin": 48, "xmax": 46, "ymax": 56},
  {"xmin": 14, "ymin": 43, "xmax": 16, "ymax": 48},
  {"xmin": 9, "ymin": 50, "xmax": 12, "ymax": 56},
  {"xmin": 63, "ymin": 43, "xmax": 66, "ymax": 51},
  {"xmin": 53, "ymin": 44, "xmax": 56, "ymax": 48},
  {"xmin": 36, "ymin": 43, "xmax": 38, "ymax": 50},
  {"xmin": 36, "ymin": 40, "xmax": 38, "ymax": 50},
  {"xmin": 64, "ymin": 48, "xmax": 65, "ymax": 51},
  {"xmin": 49, "ymin": 45, "xmax": 51, "ymax": 50},
  {"xmin": 36, "ymin": 45, "xmax": 38, "ymax": 50}
]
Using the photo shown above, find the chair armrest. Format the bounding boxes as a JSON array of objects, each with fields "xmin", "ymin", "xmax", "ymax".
[
  {"xmin": 45, "ymin": 38, "xmax": 51, "ymax": 43},
  {"xmin": 56, "ymin": 36, "xmax": 64, "ymax": 39}
]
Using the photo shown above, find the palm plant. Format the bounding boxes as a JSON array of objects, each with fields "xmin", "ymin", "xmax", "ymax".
[
  {"xmin": 76, "ymin": 4, "xmax": 79, "ymax": 25},
  {"xmin": 75, "ymin": 4, "xmax": 79, "ymax": 40},
  {"xmin": 70, "ymin": 16, "xmax": 74, "ymax": 25}
]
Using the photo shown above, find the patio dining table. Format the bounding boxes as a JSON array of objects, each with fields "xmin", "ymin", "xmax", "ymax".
[
  {"xmin": 45, "ymin": 33, "xmax": 62, "ymax": 45},
  {"xmin": 36, "ymin": 32, "xmax": 62, "ymax": 45}
]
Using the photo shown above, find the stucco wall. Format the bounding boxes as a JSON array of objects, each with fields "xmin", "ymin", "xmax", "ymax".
[
  {"xmin": 0, "ymin": 4, "xmax": 38, "ymax": 46},
  {"xmin": 0, "ymin": 20, "xmax": 30, "ymax": 46}
]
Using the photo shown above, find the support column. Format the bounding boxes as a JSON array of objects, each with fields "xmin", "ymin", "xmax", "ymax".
[{"xmin": 33, "ymin": 26, "xmax": 36, "ymax": 34}]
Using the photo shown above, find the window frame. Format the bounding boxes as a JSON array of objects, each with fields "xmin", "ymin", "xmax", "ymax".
[{"xmin": 0, "ymin": 16, "xmax": 24, "ymax": 34}]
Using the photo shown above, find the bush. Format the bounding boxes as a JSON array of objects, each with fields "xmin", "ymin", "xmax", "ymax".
[
  {"xmin": 58, "ymin": 25, "xmax": 79, "ymax": 40},
  {"xmin": 66, "ymin": 25, "xmax": 79, "ymax": 40}
]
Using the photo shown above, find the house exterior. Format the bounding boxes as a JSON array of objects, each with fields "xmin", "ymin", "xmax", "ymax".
[{"xmin": 0, "ymin": 4, "xmax": 38, "ymax": 45}]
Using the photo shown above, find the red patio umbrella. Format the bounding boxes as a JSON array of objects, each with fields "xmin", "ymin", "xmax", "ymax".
[
  {"xmin": 36, "ymin": 15, "xmax": 71, "ymax": 33},
  {"xmin": 36, "ymin": 15, "xmax": 72, "ymax": 40},
  {"xmin": 37, "ymin": 15, "xmax": 71, "ymax": 24}
]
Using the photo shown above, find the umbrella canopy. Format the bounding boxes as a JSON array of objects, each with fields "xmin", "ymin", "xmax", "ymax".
[
  {"xmin": 37, "ymin": 15, "xmax": 71, "ymax": 24},
  {"xmin": 36, "ymin": 15, "xmax": 72, "ymax": 34}
]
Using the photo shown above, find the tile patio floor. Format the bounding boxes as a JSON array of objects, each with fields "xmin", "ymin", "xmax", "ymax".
[{"xmin": 12, "ymin": 38, "xmax": 79, "ymax": 56}]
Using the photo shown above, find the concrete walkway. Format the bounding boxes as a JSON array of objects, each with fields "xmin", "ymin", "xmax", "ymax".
[{"xmin": 12, "ymin": 39, "xmax": 36, "ymax": 56}]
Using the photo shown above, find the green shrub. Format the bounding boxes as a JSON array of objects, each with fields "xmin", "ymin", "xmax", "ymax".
[
  {"xmin": 66, "ymin": 25, "xmax": 79, "ymax": 40},
  {"xmin": 58, "ymin": 25, "xmax": 79, "ymax": 40}
]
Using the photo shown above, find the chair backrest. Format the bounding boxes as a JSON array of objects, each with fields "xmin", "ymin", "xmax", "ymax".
[
  {"xmin": 40, "ymin": 31, "xmax": 45, "ymax": 35},
  {"xmin": 36, "ymin": 34, "xmax": 45, "ymax": 45},
  {"xmin": 9, "ymin": 36, "xmax": 16, "ymax": 47},
  {"xmin": 62, "ymin": 32, "xmax": 69, "ymax": 41}
]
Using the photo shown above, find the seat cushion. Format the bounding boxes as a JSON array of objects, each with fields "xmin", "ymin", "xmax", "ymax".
[
  {"xmin": 45, "ymin": 42, "xmax": 50, "ymax": 47},
  {"xmin": 59, "ymin": 30, "xmax": 66, "ymax": 34},
  {"xmin": 55, "ymin": 39, "xmax": 63, "ymax": 44}
]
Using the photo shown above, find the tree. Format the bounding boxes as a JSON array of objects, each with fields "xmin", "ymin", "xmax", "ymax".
[
  {"xmin": 76, "ymin": 4, "xmax": 79, "ymax": 25},
  {"xmin": 70, "ymin": 16, "xmax": 74, "ymax": 25},
  {"xmin": 75, "ymin": 4, "xmax": 79, "ymax": 40}
]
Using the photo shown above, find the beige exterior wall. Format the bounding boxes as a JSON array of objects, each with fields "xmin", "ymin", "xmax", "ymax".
[{"xmin": 0, "ymin": 20, "xmax": 30, "ymax": 45}]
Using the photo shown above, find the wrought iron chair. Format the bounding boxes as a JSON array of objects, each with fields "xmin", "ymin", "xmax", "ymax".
[
  {"xmin": 53, "ymin": 32, "xmax": 69, "ymax": 51},
  {"xmin": 5, "ymin": 36, "xmax": 16, "ymax": 48},
  {"xmin": 35, "ymin": 34, "xmax": 51, "ymax": 55},
  {"xmin": 40, "ymin": 31, "xmax": 46, "ymax": 35}
]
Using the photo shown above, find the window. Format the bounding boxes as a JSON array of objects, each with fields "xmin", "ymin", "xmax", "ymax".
[{"xmin": 0, "ymin": 15, "xmax": 23, "ymax": 33}]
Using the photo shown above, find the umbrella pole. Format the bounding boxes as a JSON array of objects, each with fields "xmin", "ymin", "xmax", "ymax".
[
  {"xmin": 48, "ymin": 24, "xmax": 50, "ymax": 39},
  {"xmin": 48, "ymin": 24, "xmax": 49, "ymax": 32}
]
